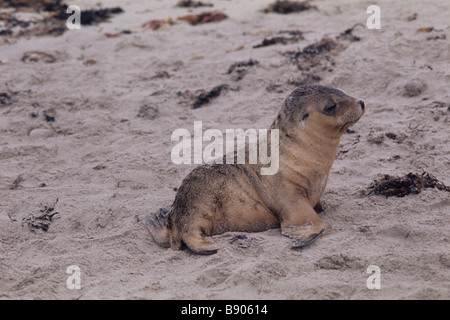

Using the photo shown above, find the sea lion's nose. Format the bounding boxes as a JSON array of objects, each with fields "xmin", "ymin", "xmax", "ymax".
[{"xmin": 357, "ymin": 100, "xmax": 365, "ymax": 111}]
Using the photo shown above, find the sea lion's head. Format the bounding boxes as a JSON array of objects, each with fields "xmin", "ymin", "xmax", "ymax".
[{"xmin": 278, "ymin": 85, "xmax": 365, "ymax": 138}]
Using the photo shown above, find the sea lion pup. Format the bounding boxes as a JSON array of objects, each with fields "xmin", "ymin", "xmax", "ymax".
[{"xmin": 146, "ymin": 85, "xmax": 365, "ymax": 254}]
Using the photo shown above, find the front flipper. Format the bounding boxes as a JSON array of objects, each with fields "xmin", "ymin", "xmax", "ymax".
[
  {"xmin": 280, "ymin": 199, "xmax": 325, "ymax": 249},
  {"xmin": 291, "ymin": 229, "xmax": 324, "ymax": 248},
  {"xmin": 183, "ymin": 231, "xmax": 219, "ymax": 255}
]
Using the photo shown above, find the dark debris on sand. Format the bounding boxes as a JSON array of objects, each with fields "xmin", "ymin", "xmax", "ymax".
[
  {"xmin": 0, "ymin": 0, "xmax": 124, "ymax": 37},
  {"xmin": 227, "ymin": 59, "xmax": 259, "ymax": 81},
  {"xmin": 53, "ymin": 7, "xmax": 124, "ymax": 26},
  {"xmin": 10, "ymin": 174, "xmax": 24, "ymax": 190},
  {"xmin": 176, "ymin": 0, "xmax": 213, "ymax": 8},
  {"xmin": 286, "ymin": 36, "xmax": 344, "ymax": 70},
  {"xmin": 253, "ymin": 30, "xmax": 304, "ymax": 48},
  {"xmin": 287, "ymin": 73, "xmax": 322, "ymax": 86},
  {"xmin": 336, "ymin": 23, "xmax": 365, "ymax": 42},
  {"xmin": 178, "ymin": 11, "xmax": 228, "ymax": 25},
  {"xmin": 21, "ymin": 198, "xmax": 60, "ymax": 233},
  {"xmin": 227, "ymin": 59, "xmax": 259, "ymax": 74},
  {"xmin": 0, "ymin": 91, "xmax": 15, "ymax": 106},
  {"xmin": 192, "ymin": 84, "xmax": 230, "ymax": 109},
  {"xmin": 137, "ymin": 103, "xmax": 159, "ymax": 120},
  {"xmin": 365, "ymin": 172, "xmax": 450, "ymax": 198},
  {"xmin": 1, "ymin": 0, "xmax": 62, "ymax": 10},
  {"xmin": 263, "ymin": 0, "xmax": 316, "ymax": 14}
]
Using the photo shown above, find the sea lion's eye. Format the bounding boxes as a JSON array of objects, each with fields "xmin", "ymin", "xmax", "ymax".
[
  {"xmin": 301, "ymin": 113, "xmax": 309, "ymax": 121},
  {"xmin": 323, "ymin": 103, "xmax": 337, "ymax": 116}
]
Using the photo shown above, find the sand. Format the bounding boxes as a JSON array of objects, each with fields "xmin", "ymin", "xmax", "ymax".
[{"xmin": 0, "ymin": 0, "xmax": 449, "ymax": 300}]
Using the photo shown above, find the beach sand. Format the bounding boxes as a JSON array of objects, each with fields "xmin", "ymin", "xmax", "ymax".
[{"xmin": 0, "ymin": 0, "xmax": 449, "ymax": 299}]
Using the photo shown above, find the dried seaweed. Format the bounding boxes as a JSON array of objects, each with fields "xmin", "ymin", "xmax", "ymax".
[
  {"xmin": 416, "ymin": 27, "xmax": 433, "ymax": 33},
  {"xmin": 192, "ymin": 84, "xmax": 229, "ymax": 109},
  {"xmin": 301, "ymin": 37, "xmax": 340, "ymax": 56},
  {"xmin": 43, "ymin": 108, "xmax": 56, "ymax": 122},
  {"xmin": 227, "ymin": 59, "xmax": 259, "ymax": 74},
  {"xmin": 263, "ymin": 0, "xmax": 316, "ymax": 14},
  {"xmin": 2, "ymin": 0, "xmax": 64, "ymax": 11},
  {"xmin": 426, "ymin": 34, "xmax": 446, "ymax": 41},
  {"xmin": 137, "ymin": 103, "xmax": 159, "ymax": 120},
  {"xmin": 21, "ymin": 198, "xmax": 60, "ymax": 233},
  {"xmin": 52, "ymin": 6, "xmax": 124, "ymax": 25},
  {"xmin": 384, "ymin": 132, "xmax": 407, "ymax": 143},
  {"xmin": 227, "ymin": 59, "xmax": 259, "ymax": 81},
  {"xmin": 253, "ymin": 30, "xmax": 304, "ymax": 48},
  {"xmin": 406, "ymin": 13, "xmax": 418, "ymax": 21},
  {"xmin": 141, "ymin": 18, "xmax": 175, "ymax": 31},
  {"xmin": 0, "ymin": 92, "xmax": 14, "ymax": 106},
  {"xmin": 229, "ymin": 234, "xmax": 250, "ymax": 248},
  {"xmin": 286, "ymin": 36, "xmax": 343, "ymax": 70},
  {"xmin": 176, "ymin": 0, "xmax": 213, "ymax": 8},
  {"xmin": 0, "ymin": 1, "xmax": 124, "ymax": 37},
  {"xmin": 10, "ymin": 175, "xmax": 24, "ymax": 190},
  {"xmin": 365, "ymin": 172, "xmax": 450, "ymax": 198},
  {"xmin": 404, "ymin": 80, "xmax": 427, "ymax": 97},
  {"xmin": 287, "ymin": 73, "xmax": 321, "ymax": 86},
  {"xmin": 336, "ymin": 23, "xmax": 364, "ymax": 42},
  {"xmin": 21, "ymin": 51, "xmax": 56, "ymax": 63},
  {"xmin": 178, "ymin": 11, "xmax": 228, "ymax": 25}
]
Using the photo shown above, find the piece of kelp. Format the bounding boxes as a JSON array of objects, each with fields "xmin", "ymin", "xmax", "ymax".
[
  {"xmin": 336, "ymin": 23, "xmax": 365, "ymax": 42},
  {"xmin": 253, "ymin": 30, "xmax": 304, "ymax": 48},
  {"xmin": 263, "ymin": 0, "xmax": 316, "ymax": 14},
  {"xmin": 21, "ymin": 198, "xmax": 60, "ymax": 233},
  {"xmin": 287, "ymin": 36, "xmax": 344, "ymax": 70},
  {"xmin": 52, "ymin": 6, "xmax": 124, "ymax": 25},
  {"xmin": 227, "ymin": 59, "xmax": 259, "ymax": 74},
  {"xmin": 176, "ymin": 0, "xmax": 213, "ymax": 8},
  {"xmin": 3, "ymin": 0, "xmax": 123, "ymax": 22},
  {"xmin": 365, "ymin": 172, "xmax": 450, "ymax": 198},
  {"xmin": 192, "ymin": 84, "xmax": 229, "ymax": 109},
  {"xmin": 1, "ymin": 1, "xmax": 124, "ymax": 37},
  {"xmin": 178, "ymin": 11, "xmax": 228, "ymax": 25}
]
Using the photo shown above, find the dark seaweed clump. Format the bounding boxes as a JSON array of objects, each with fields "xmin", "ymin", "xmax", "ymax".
[
  {"xmin": 52, "ymin": 6, "xmax": 124, "ymax": 25},
  {"xmin": 366, "ymin": 172, "xmax": 450, "ymax": 198},
  {"xmin": 301, "ymin": 37, "xmax": 339, "ymax": 56},
  {"xmin": 21, "ymin": 198, "xmax": 60, "ymax": 233},
  {"xmin": 192, "ymin": 84, "xmax": 229, "ymax": 109},
  {"xmin": 0, "ymin": 0, "xmax": 124, "ymax": 36},
  {"xmin": 263, "ymin": 0, "xmax": 316, "ymax": 14},
  {"xmin": 176, "ymin": 0, "xmax": 213, "ymax": 8},
  {"xmin": 253, "ymin": 30, "xmax": 304, "ymax": 48},
  {"xmin": 227, "ymin": 59, "xmax": 259, "ymax": 74},
  {"xmin": 286, "ymin": 37, "xmax": 342, "ymax": 71}
]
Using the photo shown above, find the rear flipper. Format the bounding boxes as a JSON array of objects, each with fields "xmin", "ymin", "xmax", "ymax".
[{"xmin": 143, "ymin": 208, "xmax": 171, "ymax": 248}]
